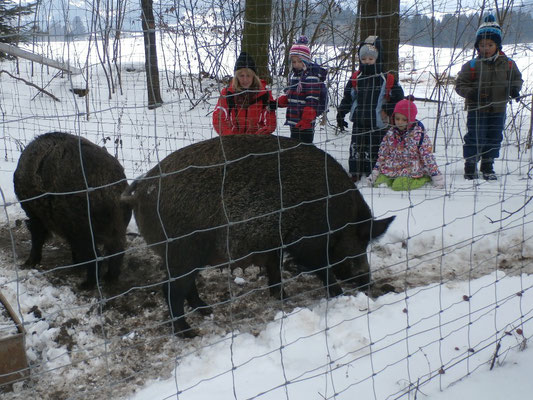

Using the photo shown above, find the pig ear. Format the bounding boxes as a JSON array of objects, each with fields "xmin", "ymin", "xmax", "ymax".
[{"xmin": 362, "ymin": 216, "xmax": 395, "ymax": 241}]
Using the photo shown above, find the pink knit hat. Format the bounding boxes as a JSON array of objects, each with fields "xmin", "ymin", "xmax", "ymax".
[
  {"xmin": 393, "ymin": 95, "xmax": 418, "ymax": 123},
  {"xmin": 289, "ymin": 36, "xmax": 312, "ymax": 63}
]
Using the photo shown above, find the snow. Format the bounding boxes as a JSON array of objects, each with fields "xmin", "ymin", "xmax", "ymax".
[
  {"xmin": 0, "ymin": 34, "xmax": 531, "ymax": 399},
  {"xmin": 130, "ymin": 274, "xmax": 533, "ymax": 400}
]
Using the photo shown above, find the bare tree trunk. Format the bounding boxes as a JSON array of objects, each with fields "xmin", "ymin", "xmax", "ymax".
[
  {"xmin": 141, "ymin": 0, "xmax": 163, "ymax": 109},
  {"xmin": 241, "ymin": 0, "xmax": 273, "ymax": 81},
  {"xmin": 359, "ymin": 0, "xmax": 400, "ymax": 77}
]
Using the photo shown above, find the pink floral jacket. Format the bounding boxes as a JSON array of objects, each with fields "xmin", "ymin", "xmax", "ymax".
[{"xmin": 374, "ymin": 122, "xmax": 441, "ymax": 178}]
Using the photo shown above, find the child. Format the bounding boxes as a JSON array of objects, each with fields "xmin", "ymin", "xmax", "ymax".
[
  {"xmin": 336, "ymin": 36, "xmax": 404, "ymax": 182},
  {"xmin": 368, "ymin": 96, "xmax": 444, "ymax": 191},
  {"xmin": 213, "ymin": 52, "xmax": 276, "ymax": 136},
  {"xmin": 455, "ymin": 14, "xmax": 523, "ymax": 180},
  {"xmin": 274, "ymin": 36, "xmax": 326, "ymax": 144}
]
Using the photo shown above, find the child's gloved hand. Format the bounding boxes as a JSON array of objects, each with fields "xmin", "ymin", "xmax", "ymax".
[
  {"xmin": 367, "ymin": 170, "xmax": 380, "ymax": 186},
  {"xmin": 431, "ymin": 174, "xmax": 445, "ymax": 189},
  {"xmin": 380, "ymin": 110, "xmax": 390, "ymax": 124},
  {"xmin": 510, "ymin": 87, "xmax": 520, "ymax": 102},
  {"xmin": 295, "ymin": 107, "xmax": 316, "ymax": 130},
  {"xmin": 276, "ymin": 95, "xmax": 288, "ymax": 108},
  {"xmin": 295, "ymin": 119, "xmax": 312, "ymax": 130},
  {"xmin": 336, "ymin": 114, "xmax": 348, "ymax": 132},
  {"xmin": 256, "ymin": 126, "xmax": 272, "ymax": 135}
]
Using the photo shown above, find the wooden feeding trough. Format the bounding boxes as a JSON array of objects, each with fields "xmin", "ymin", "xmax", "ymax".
[{"xmin": 0, "ymin": 291, "xmax": 29, "ymax": 390}]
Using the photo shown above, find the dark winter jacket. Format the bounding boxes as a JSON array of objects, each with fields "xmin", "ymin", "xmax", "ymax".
[
  {"xmin": 455, "ymin": 52, "xmax": 523, "ymax": 113},
  {"xmin": 213, "ymin": 80, "xmax": 276, "ymax": 136},
  {"xmin": 337, "ymin": 38, "xmax": 404, "ymax": 130},
  {"xmin": 284, "ymin": 61, "xmax": 326, "ymax": 126},
  {"xmin": 338, "ymin": 71, "xmax": 404, "ymax": 130}
]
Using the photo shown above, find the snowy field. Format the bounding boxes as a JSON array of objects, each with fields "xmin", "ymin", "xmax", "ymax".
[{"xmin": 0, "ymin": 35, "xmax": 532, "ymax": 399}]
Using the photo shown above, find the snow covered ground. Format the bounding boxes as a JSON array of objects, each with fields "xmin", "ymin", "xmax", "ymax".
[{"xmin": 0, "ymin": 35, "xmax": 531, "ymax": 399}]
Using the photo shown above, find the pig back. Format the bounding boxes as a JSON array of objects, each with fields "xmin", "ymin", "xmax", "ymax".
[
  {"xmin": 14, "ymin": 132, "xmax": 131, "ymax": 241},
  {"xmin": 130, "ymin": 135, "xmax": 373, "ymax": 259}
]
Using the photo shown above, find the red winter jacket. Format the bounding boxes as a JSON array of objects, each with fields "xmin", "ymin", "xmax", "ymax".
[{"xmin": 212, "ymin": 80, "xmax": 277, "ymax": 136}]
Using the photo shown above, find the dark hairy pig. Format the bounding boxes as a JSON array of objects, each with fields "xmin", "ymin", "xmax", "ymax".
[
  {"xmin": 122, "ymin": 135, "xmax": 394, "ymax": 337},
  {"xmin": 13, "ymin": 132, "xmax": 132, "ymax": 288}
]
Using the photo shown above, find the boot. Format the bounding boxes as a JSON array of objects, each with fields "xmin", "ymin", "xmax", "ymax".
[
  {"xmin": 480, "ymin": 158, "xmax": 497, "ymax": 181},
  {"xmin": 464, "ymin": 162, "xmax": 479, "ymax": 180}
]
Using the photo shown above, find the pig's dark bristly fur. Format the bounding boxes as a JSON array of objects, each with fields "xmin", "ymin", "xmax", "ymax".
[
  {"xmin": 122, "ymin": 135, "xmax": 394, "ymax": 337},
  {"xmin": 13, "ymin": 131, "xmax": 132, "ymax": 289}
]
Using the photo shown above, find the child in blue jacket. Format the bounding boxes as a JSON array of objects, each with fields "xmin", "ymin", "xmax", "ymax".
[{"xmin": 336, "ymin": 36, "xmax": 404, "ymax": 182}]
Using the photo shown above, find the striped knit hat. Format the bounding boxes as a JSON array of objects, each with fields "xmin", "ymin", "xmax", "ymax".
[
  {"xmin": 289, "ymin": 36, "xmax": 312, "ymax": 63},
  {"xmin": 475, "ymin": 14, "xmax": 502, "ymax": 50}
]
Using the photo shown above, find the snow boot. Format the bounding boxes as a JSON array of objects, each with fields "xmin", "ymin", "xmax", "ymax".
[
  {"xmin": 480, "ymin": 158, "xmax": 497, "ymax": 181},
  {"xmin": 464, "ymin": 162, "xmax": 479, "ymax": 180}
]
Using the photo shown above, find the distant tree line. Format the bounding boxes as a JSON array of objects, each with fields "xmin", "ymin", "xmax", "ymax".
[
  {"xmin": 37, "ymin": 16, "xmax": 86, "ymax": 41},
  {"xmin": 400, "ymin": 11, "xmax": 533, "ymax": 48}
]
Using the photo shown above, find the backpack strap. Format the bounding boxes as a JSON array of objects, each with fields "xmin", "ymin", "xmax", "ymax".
[
  {"xmin": 469, "ymin": 59, "xmax": 477, "ymax": 80},
  {"xmin": 384, "ymin": 73, "xmax": 395, "ymax": 101},
  {"xmin": 418, "ymin": 131, "xmax": 424, "ymax": 149},
  {"xmin": 416, "ymin": 121, "xmax": 425, "ymax": 150},
  {"xmin": 351, "ymin": 71, "xmax": 360, "ymax": 89}
]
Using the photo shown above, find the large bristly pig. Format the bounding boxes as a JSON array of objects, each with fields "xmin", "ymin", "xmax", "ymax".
[
  {"xmin": 13, "ymin": 132, "xmax": 132, "ymax": 289},
  {"xmin": 122, "ymin": 135, "xmax": 394, "ymax": 336}
]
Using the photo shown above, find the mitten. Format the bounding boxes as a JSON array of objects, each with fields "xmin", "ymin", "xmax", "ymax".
[
  {"xmin": 510, "ymin": 87, "xmax": 520, "ymax": 102},
  {"xmin": 295, "ymin": 107, "xmax": 316, "ymax": 130},
  {"xmin": 336, "ymin": 114, "xmax": 348, "ymax": 131},
  {"xmin": 276, "ymin": 95, "xmax": 288, "ymax": 108},
  {"xmin": 431, "ymin": 174, "xmax": 445, "ymax": 189},
  {"xmin": 256, "ymin": 126, "xmax": 272, "ymax": 135},
  {"xmin": 367, "ymin": 169, "xmax": 380, "ymax": 185}
]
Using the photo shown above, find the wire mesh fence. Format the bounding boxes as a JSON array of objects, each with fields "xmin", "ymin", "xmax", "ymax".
[{"xmin": 0, "ymin": 0, "xmax": 532, "ymax": 399}]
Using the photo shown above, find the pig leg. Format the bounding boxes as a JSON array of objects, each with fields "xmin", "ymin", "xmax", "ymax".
[
  {"xmin": 69, "ymin": 238, "xmax": 100, "ymax": 290},
  {"xmin": 186, "ymin": 282, "xmax": 212, "ymax": 316},
  {"xmin": 103, "ymin": 241, "xmax": 125, "ymax": 283},
  {"xmin": 162, "ymin": 276, "xmax": 197, "ymax": 338},
  {"xmin": 290, "ymin": 239, "xmax": 344, "ymax": 297},
  {"xmin": 259, "ymin": 250, "xmax": 288, "ymax": 299},
  {"xmin": 24, "ymin": 217, "xmax": 49, "ymax": 267}
]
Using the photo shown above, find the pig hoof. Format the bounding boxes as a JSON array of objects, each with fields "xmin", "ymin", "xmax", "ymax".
[
  {"xmin": 370, "ymin": 283, "xmax": 396, "ymax": 297},
  {"xmin": 196, "ymin": 305, "xmax": 213, "ymax": 316},
  {"xmin": 103, "ymin": 272, "xmax": 120, "ymax": 284},
  {"xmin": 327, "ymin": 284, "xmax": 344, "ymax": 298},
  {"xmin": 22, "ymin": 259, "xmax": 38, "ymax": 268},
  {"xmin": 173, "ymin": 322, "xmax": 198, "ymax": 338},
  {"xmin": 78, "ymin": 280, "xmax": 96, "ymax": 291},
  {"xmin": 269, "ymin": 285, "xmax": 288, "ymax": 300}
]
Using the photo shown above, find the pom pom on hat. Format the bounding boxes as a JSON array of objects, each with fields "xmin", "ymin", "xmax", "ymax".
[
  {"xmin": 289, "ymin": 35, "xmax": 312, "ymax": 63},
  {"xmin": 393, "ymin": 95, "xmax": 418, "ymax": 124},
  {"xmin": 234, "ymin": 52, "xmax": 257, "ymax": 73},
  {"xmin": 475, "ymin": 14, "xmax": 502, "ymax": 50}
]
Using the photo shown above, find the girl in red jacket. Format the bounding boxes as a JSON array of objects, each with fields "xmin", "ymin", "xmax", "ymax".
[{"xmin": 213, "ymin": 52, "xmax": 277, "ymax": 136}]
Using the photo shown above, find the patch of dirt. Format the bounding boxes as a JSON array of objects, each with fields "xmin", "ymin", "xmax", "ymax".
[
  {"xmin": 1, "ymin": 219, "xmax": 529, "ymax": 399},
  {"xmin": 0, "ymin": 221, "xmax": 369, "ymax": 399}
]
